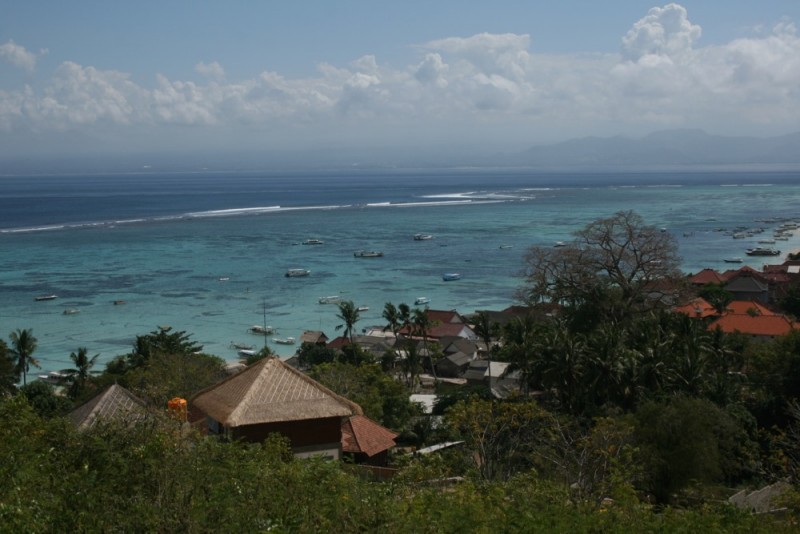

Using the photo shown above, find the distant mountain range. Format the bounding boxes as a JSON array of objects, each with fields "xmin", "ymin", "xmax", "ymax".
[{"xmin": 496, "ymin": 129, "xmax": 800, "ymax": 168}]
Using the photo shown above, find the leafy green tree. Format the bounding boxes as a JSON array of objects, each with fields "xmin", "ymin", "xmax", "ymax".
[
  {"xmin": 335, "ymin": 300, "xmax": 360, "ymax": 343},
  {"xmin": 698, "ymin": 282, "xmax": 733, "ymax": 314},
  {"xmin": 19, "ymin": 380, "xmax": 72, "ymax": 418},
  {"xmin": 500, "ymin": 314, "xmax": 543, "ymax": 397},
  {"xmin": 124, "ymin": 326, "xmax": 203, "ymax": 370},
  {"xmin": 297, "ymin": 342, "xmax": 337, "ymax": 368},
  {"xmin": 0, "ymin": 339, "xmax": 17, "ymax": 396},
  {"xmin": 9, "ymin": 328, "xmax": 39, "ymax": 386},
  {"xmin": 123, "ymin": 351, "xmax": 227, "ymax": 407},
  {"xmin": 310, "ymin": 362, "xmax": 414, "ymax": 429}
]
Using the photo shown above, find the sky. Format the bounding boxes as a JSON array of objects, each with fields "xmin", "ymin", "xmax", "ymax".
[{"xmin": 2, "ymin": 1, "xmax": 800, "ymax": 162}]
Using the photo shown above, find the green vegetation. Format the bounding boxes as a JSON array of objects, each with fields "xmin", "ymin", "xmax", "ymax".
[{"xmin": 2, "ymin": 211, "xmax": 800, "ymax": 530}]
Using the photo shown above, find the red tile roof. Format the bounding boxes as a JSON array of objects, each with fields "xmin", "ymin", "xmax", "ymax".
[
  {"xmin": 725, "ymin": 301, "xmax": 776, "ymax": 316},
  {"xmin": 341, "ymin": 415, "xmax": 398, "ymax": 457},
  {"xmin": 674, "ymin": 297, "xmax": 717, "ymax": 318},
  {"xmin": 709, "ymin": 314, "xmax": 797, "ymax": 337},
  {"xmin": 688, "ymin": 268, "xmax": 726, "ymax": 285}
]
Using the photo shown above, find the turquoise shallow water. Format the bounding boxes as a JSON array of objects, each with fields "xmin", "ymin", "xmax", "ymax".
[{"xmin": 2, "ymin": 170, "xmax": 800, "ymax": 374}]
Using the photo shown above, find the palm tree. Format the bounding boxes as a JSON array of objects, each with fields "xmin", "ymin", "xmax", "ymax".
[
  {"xmin": 382, "ymin": 302, "xmax": 401, "ymax": 337},
  {"xmin": 335, "ymin": 300, "xmax": 360, "ymax": 343},
  {"xmin": 66, "ymin": 347, "xmax": 99, "ymax": 399},
  {"xmin": 501, "ymin": 315, "xmax": 540, "ymax": 397},
  {"xmin": 473, "ymin": 311, "xmax": 499, "ymax": 395},
  {"xmin": 10, "ymin": 328, "xmax": 39, "ymax": 386},
  {"xmin": 412, "ymin": 307, "xmax": 438, "ymax": 381}
]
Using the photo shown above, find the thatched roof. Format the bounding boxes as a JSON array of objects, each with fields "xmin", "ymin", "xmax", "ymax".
[
  {"xmin": 190, "ymin": 356, "xmax": 362, "ymax": 427},
  {"xmin": 341, "ymin": 415, "xmax": 398, "ymax": 457},
  {"xmin": 68, "ymin": 384, "xmax": 149, "ymax": 430}
]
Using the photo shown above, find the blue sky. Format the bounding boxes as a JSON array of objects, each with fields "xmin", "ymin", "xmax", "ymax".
[{"xmin": 2, "ymin": 1, "xmax": 800, "ymax": 160}]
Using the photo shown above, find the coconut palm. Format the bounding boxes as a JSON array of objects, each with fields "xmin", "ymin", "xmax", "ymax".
[
  {"xmin": 65, "ymin": 347, "xmax": 99, "ymax": 399},
  {"xmin": 10, "ymin": 328, "xmax": 39, "ymax": 386},
  {"xmin": 335, "ymin": 300, "xmax": 361, "ymax": 343},
  {"xmin": 412, "ymin": 307, "xmax": 438, "ymax": 381},
  {"xmin": 472, "ymin": 311, "xmax": 500, "ymax": 394},
  {"xmin": 382, "ymin": 302, "xmax": 401, "ymax": 337}
]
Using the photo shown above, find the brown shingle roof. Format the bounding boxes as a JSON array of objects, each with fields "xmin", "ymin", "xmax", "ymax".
[
  {"xmin": 190, "ymin": 357, "xmax": 362, "ymax": 427},
  {"xmin": 688, "ymin": 268, "xmax": 726, "ymax": 285},
  {"xmin": 341, "ymin": 415, "xmax": 398, "ymax": 457},
  {"xmin": 68, "ymin": 384, "xmax": 149, "ymax": 430}
]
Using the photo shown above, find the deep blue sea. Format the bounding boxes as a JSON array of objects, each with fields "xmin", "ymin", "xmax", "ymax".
[{"xmin": 2, "ymin": 168, "xmax": 800, "ymax": 374}]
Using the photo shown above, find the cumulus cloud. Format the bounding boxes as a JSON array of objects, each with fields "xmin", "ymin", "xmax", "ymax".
[
  {"xmin": 1, "ymin": 4, "xmax": 800, "ymax": 152},
  {"xmin": 0, "ymin": 40, "xmax": 43, "ymax": 72},
  {"xmin": 195, "ymin": 61, "xmax": 225, "ymax": 81},
  {"xmin": 622, "ymin": 3, "xmax": 701, "ymax": 61}
]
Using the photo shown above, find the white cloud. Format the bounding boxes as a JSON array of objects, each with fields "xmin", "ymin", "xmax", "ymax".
[
  {"xmin": 195, "ymin": 61, "xmax": 225, "ymax": 81},
  {"xmin": 2, "ymin": 4, "xmax": 800, "ymax": 153},
  {"xmin": 0, "ymin": 40, "xmax": 42, "ymax": 72},
  {"xmin": 621, "ymin": 3, "xmax": 701, "ymax": 61}
]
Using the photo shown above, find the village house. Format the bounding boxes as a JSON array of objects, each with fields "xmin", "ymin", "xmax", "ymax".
[
  {"xmin": 190, "ymin": 356, "xmax": 363, "ymax": 459},
  {"xmin": 68, "ymin": 384, "xmax": 150, "ymax": 431},
  {"xmin": 675, "ymin": 297, "xmax": 798, "ymax": 341}
]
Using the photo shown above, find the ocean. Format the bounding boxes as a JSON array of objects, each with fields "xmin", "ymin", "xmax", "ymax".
[{"xmin": 2, "ymin": 168, "xmax": 800, "ymax": 374}]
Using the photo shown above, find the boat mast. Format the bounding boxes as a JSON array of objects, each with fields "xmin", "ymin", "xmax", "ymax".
[{"xmin": 262, "ymin": 299, "xmax": 268, "ymax": 350}]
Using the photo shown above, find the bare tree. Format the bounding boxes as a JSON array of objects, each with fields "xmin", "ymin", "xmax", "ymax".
[{"xmin": 522, "ymin": 211, "xmax": 682, "ymax": 320}]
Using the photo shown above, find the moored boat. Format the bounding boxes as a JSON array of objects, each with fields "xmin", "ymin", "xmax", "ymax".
[
  {"xmin": 273, "ymin": 337, "xmax": 296, "ymax": 345},
  {"xmin": 723, "ymin": 257, "xmax": 744, "ymax": 263},
  {"xmin": 249, "ymin": 325, "xmax": 274, "ymax": 335},
  {"xmin": 414, "ymin": 233, "xmax": 433, "ymax": 240},
  {"xmin": 442, "ymin": 272, "xmax": 462, "ymax": 281},
  {"xmin": 285, "ymin": 268, "xmax": 311, "ymax": 278},
  {"xmin": 745, "ymin": 247, "xmax": 781, "ymax": 256},
  {"xmin": 414, "ymin": 297, "xmax": 430, "ymax": 305},
  {"xmin": 63, "ymin": 308, "xmax": 80, "ymax": 315},
  {"xmin": 354, "ymin": 250, "xmax": 384, "ymax": 258},
  {"xmin": 319, "ymin": 295, "xmax": 343, "ymax": 304},
  {"xmin": 302, "ymin": 238, "xmax": 324, "ymax": 245},
  {"xmin": 35, "ymin": 294, "xmax": 58, "ymax": 301}
]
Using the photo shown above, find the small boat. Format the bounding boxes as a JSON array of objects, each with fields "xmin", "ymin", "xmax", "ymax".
[
  {"xmin": 274, "ymin": 337, "xmax": 296, "ymax": 345},
  {"xmin": 319, "ymin": 295, "xmax": 343, "ymax": 304},
  {"xmin": 499, "ymin": 245, "xmax": 513, "ymax": 249},
  {"xmin": 414, "ymin": 297, "xmax": 431, "ymax": 305},
  {"xmin": 745, "ymin": 247, "xmax": 781, "ymax": 256},
  {"xmin": 113, "ymin": 300, "xmax": 126, "ymax": 305},
  {"xmin": 35, "ymin": 294, "xmax": 58, "ymax": 301},
  {"xmin": 302, "ymin": 238, "xmax": 324, "ymax": 245},
  {"xmin": 553, "ymin": 241, "xmax": 567, "ymax": 248},
  {"xmin": 285, "ymin": 268, "xmax": 311, "ymax": 278},
  {"xmin": 723, "ymin": 258, "xmax": 744, "ymax": 263},
  {"xmin": 249, "ymin": 325, "xmax": 274, "ymax": 335},
  {"xmin": 356, "ymin": 306, "xmax": 369, "ymax": 312},
  {"xmin": 37, "ymin": 371, "xmax": 70, "ymax": 384},
  {"xmin": 442, "ymin": 273, "xmax": 462, "ymax": 281},
  {"xmin": 231, "ymin": 342, "xmax": 255, "ymax": 350},
  {"xmin": 218, "ymin": 277, "xmax": 230, "ymax": 281},
  {"xmin": 758, "ymin": 239, "xmax": 776, "ymax": 244},
  {"xmin": 62, "ymin": 308, "xmax": 80, "ymax": 315},
  {"xmin": 354, "ymin": 250, "xmax": 384, "ymax": 258},
  {"xmin": 414, "ymin": 233, "xmax": 433, "ymax": 240},
  {"xmin": 238, "ymin": 349, "xmax": 257, "ymax": 357}
]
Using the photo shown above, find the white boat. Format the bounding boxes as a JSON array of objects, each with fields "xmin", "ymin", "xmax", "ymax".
[
  {"xmin": 249, "ymin": 325, "xmax": 274, "ymax": 335},
  {"xmin": 414, "ymin": 297, "xmax": 430, "ymax": 305},
  {"xmin": 302, "ymin": 238, "xmax": 324, "ymax": 245},
  {"xmin": 285, "ymin": 268, "xmax": 311, "ymax": 278},
  {"xmin": 62, "ymin": 308, "xmax": 80, "ymax": 315},
  {"xmin": 442, "ymin": 272, "xmax": 462, "ymax": 281},
  {"xmin": 354, "ymin": 250, "xmax": 384, "ymax": 258},
  {"xmin": 723, "ymin": 257, "xmax": 743, "ymax": 263},
  {"xmin": 231, "ymin": 342, "xmax": 254, "ymax": 350},
  {"xmin": 553, "ymin": 241, "xmax": 567, "ymax": 247},
  {"xmin": 218, "ymin": 277, "xmax": 230, "ymax": 281},
  {"xmin": 273, "ymin": 337, "xmax": 296, "ymax": 345},
  {"xmin": 356, "ymin": 306, "xmax": 369, "ymax": 312},
  {"xmin": 319, "ymin": 295, "xmax": 342, "ymax": 304},
  {"xmin": 499, "ymin": 245, "xmax": 513, "ymax": 249},
  {"xmin": 35, "ymin": 294, "xmax": 58, "ymax": 301},
  {"xmin": 238, "ymin": 349, "xmax": 257, "ymax": 357},
  {"xmin": 745, "ymin": 247, "xmax": 781, "ymax": 256},
  {"xmin": 414, "ymin": 233, "xmax": 433, "ymax": 240}
]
